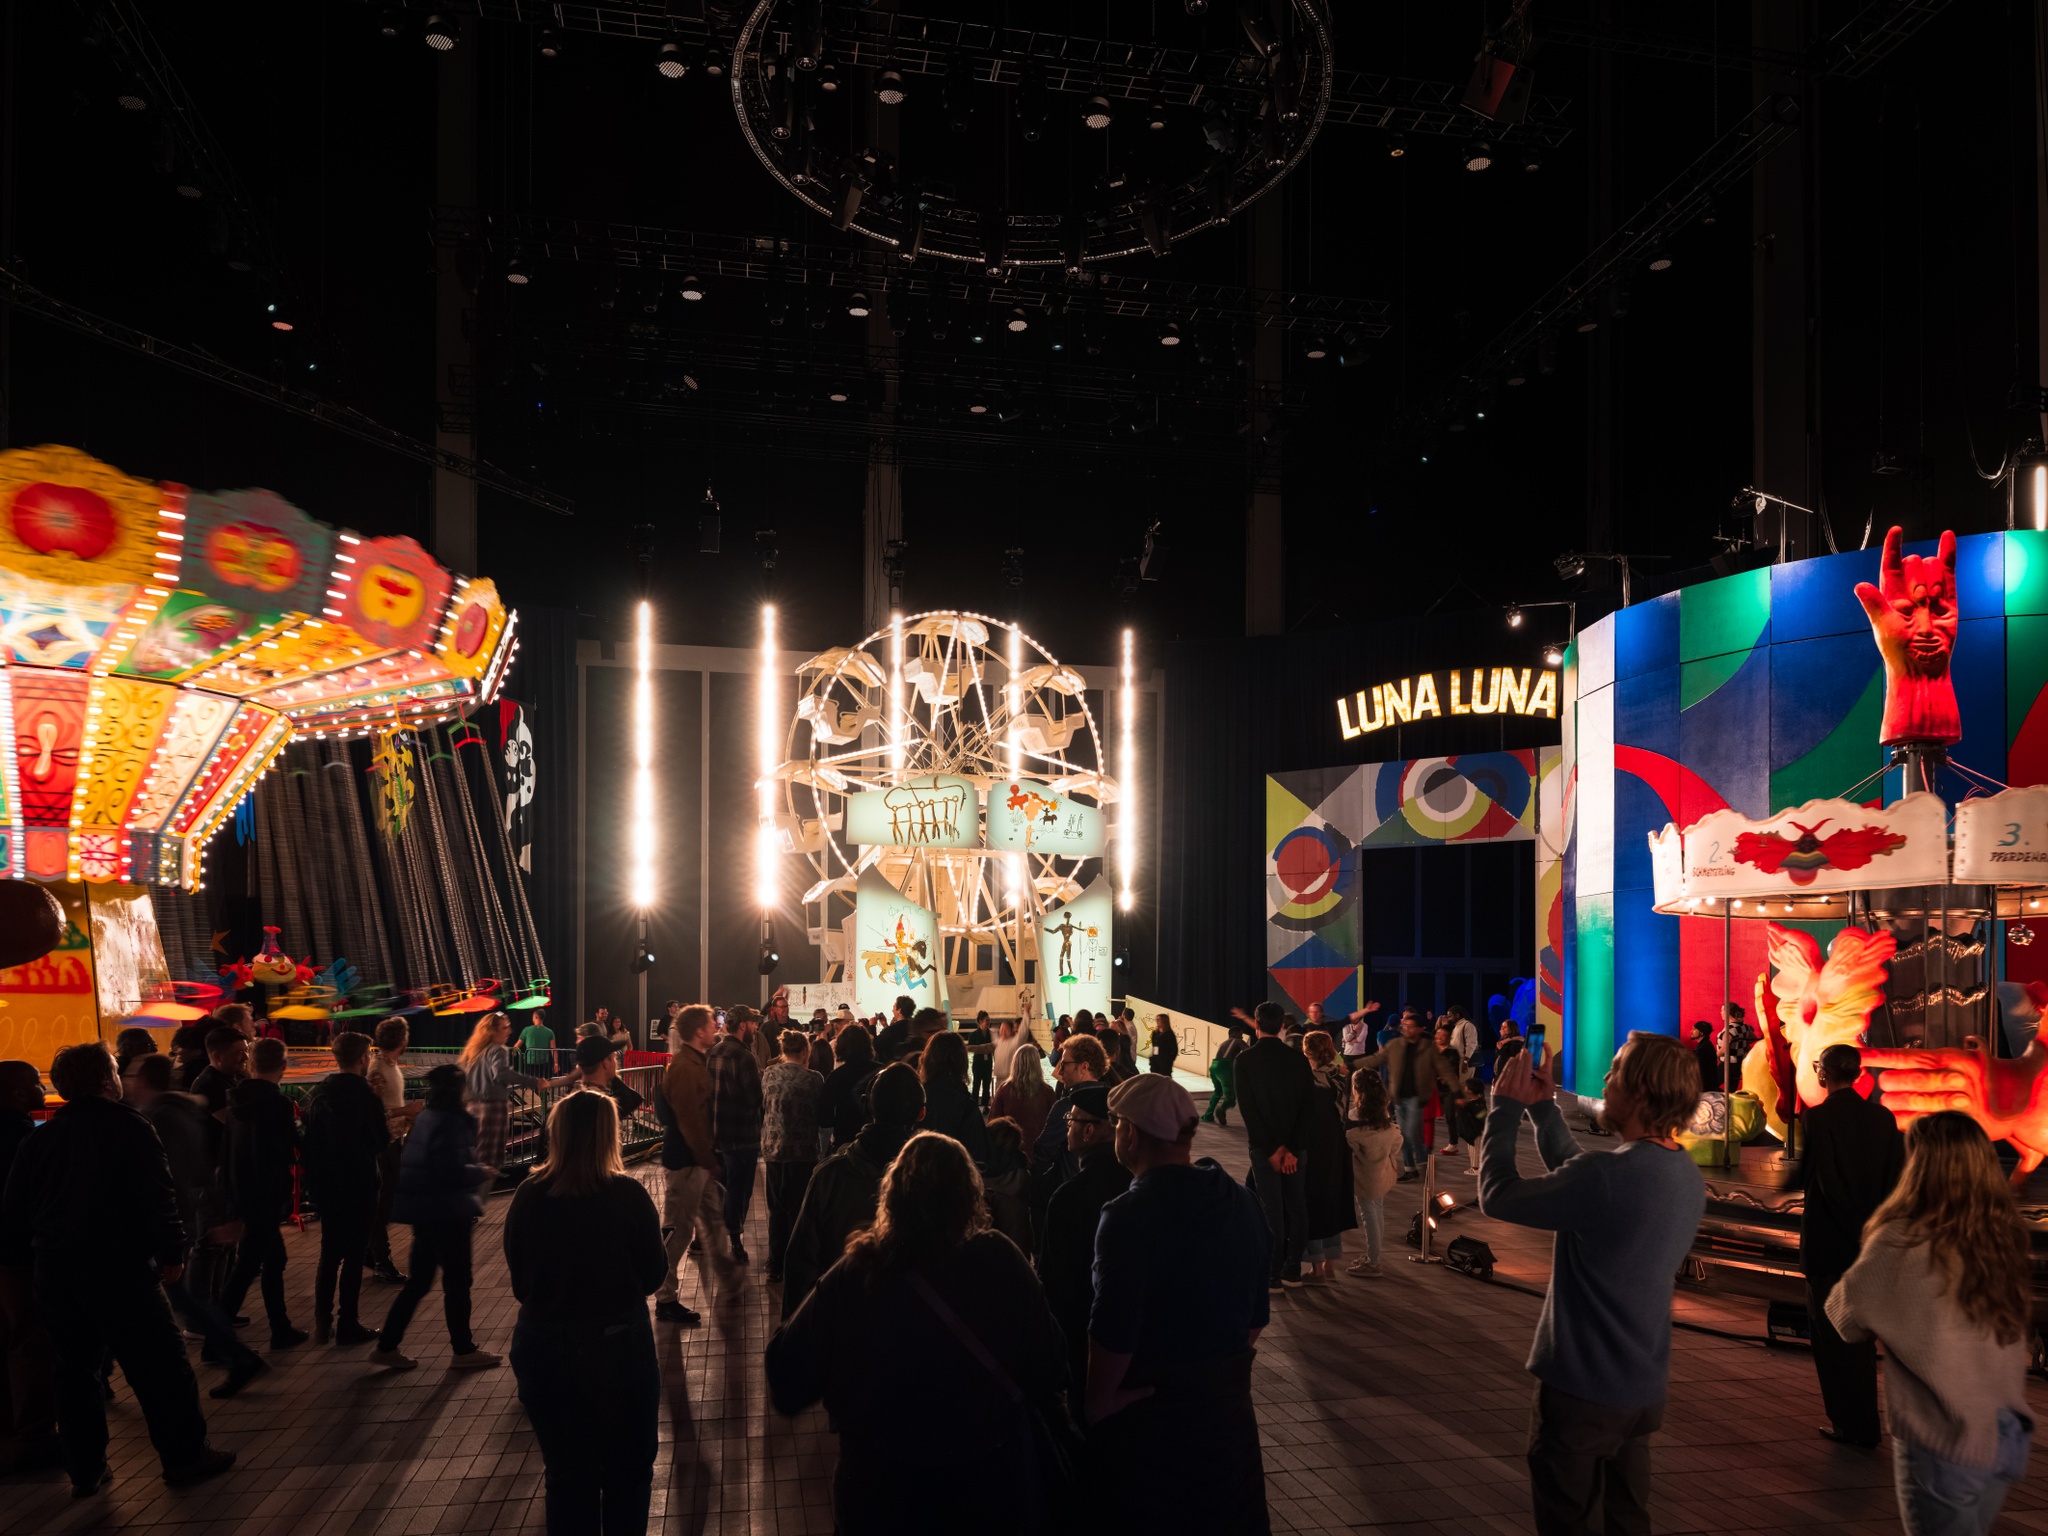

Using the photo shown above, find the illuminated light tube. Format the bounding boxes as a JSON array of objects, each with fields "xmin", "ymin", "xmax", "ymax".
[
  {"xmin": 629, "ymin": 601, "xmax": 657, "ymax": 910},
  {"xmin": 1119, "ymin": 626, "xmax": 1135, "ymax": 913},
  {"xmin": 1006, "ymin": 621, "xmax": 1023, "ymax": 901},
  {"xmin": 2035, "ymin": 464, "xmax": 2046, "ymax": 533},
  {"xmin": 758, "ymin": 604, "xmax": 779, "ymax": 912},
  {"xmin": 889, "ymin": 612, "xmax": 905, "ymax": 775}
]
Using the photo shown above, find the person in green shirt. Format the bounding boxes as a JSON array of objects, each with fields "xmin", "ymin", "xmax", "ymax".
[{"xmin": 516, "ymin": 1014, "xmax": 557, "ymax": 1074}]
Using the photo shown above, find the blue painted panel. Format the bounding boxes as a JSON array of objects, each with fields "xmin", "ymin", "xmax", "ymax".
[
  {"xmin": 1770, "ymin": 633, "xmax": 1884, "ymax": 772},
  {"xmin": 1614, "ymin": 593, "xmax": 1680, "ymax": 683},
  {"xmin": 1612, "ymin": 773, "xmax": 1674, "ymax": 896},
  {"xmin": 1681, "ymin": 641, "xmax": 1771, "ymax": 819},
  {"xmin": 1770, "ymin": 546, "xmax": 1882, "ymax": 644},
  {"xmin": 1942, "ymin": 617, "xmax": 2006, "ymax": 803},
  {"xmin": 1951, "ymin": 533, "xmax": 2005, "ymax": 622},
  {"xmin": 1612, "ymin": 899, "xmax": 1680, "ymax": 1042}
]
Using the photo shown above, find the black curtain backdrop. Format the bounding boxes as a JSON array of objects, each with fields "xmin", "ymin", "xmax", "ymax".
[
  {"xmin": 1155, "ymin": 615, "xmax": 1561, "ymax": 1018},
  {"xmin": 506, "ymin": 607, "xmax": 580, "ymax": 1018}
]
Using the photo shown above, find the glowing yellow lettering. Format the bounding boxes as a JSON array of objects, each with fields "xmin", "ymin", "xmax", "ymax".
[
  {"xmin": 1337, "ymin": 695, "xmax": 1361, "ymax": 739},
  {"xmin": 1527, "ymin": 669, "xmax": 1558, "ymax": 718},
  {"xmin": 1498, "ymin": 667, "xmax": 1530, "ymax": 714},
  {"xmin": 1384, "ymin": 678, "xmax": 1413, "ymax": 724},
  {"xmin": 1412, "ymin": 673, "xmax": 1441, "ymax": 718},
  {"xmin": 1449, "ymin": 671, "xmax": 1469, "ymax": 714},
  {"xmin": 1470, "ymin": 668, "xmax": 1499, "ymax": 714},
  {"xmin": 1362, "ymin": 688, "xmax": 1384, "ymax": 730}
]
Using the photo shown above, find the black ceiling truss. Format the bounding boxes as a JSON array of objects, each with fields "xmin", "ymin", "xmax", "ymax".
[
  {"xmin": 367, "ymin": 1, "xmax": 1577, "ymax": 147},
  {"xmin": 1410, "ymin": 95, "xmax": 1801, "ymax": 451},
  {"xmin": 1544, "ymin": 0, "xmax": 1958, "ymax": 78},
  {"xmin": 439, "ymin": 208, "xmax": 1389, "ymax": 338}
]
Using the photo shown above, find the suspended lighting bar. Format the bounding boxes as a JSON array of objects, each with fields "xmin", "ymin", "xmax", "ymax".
[
  {"xmin": 758, "ymin": 604, "xmax": 779, "ymax": 911},
  {"xmin": 629, "ymin": 601, "xmax": 657, "ymax": 909},
  {"xmin": 1119, "ymin": 626, "xmax": 1136, "ymax": 912},
  {"xmin": 2034, "ymin": 464, "xmax": 2046, "ymax": 533}
]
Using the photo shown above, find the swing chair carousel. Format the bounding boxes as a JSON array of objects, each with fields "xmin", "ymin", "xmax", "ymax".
[{"xmin": 771, "ymin": 612, "xmax": 1117, "ymax": 1022}]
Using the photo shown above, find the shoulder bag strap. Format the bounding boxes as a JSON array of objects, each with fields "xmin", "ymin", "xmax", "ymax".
[{"xmin": 903, "ymin": 1270, "xmax": 1023, "ymax": 1404}]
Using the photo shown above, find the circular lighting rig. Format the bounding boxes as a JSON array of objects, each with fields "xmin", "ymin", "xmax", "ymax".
[{"xmin": 728, "ymin": 0, "xmax": 1333, "ymax": 269}]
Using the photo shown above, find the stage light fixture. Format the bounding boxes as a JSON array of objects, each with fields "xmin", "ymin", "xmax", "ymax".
[
  {"xmin": 846, "ymin": 290, "xmax": 871, "ymax": 318},
  {"xmin": 376, "ymin": 7, "xmax": 403, "ymax": 39},
  {"xmin": 1519, "ymin": 146, "xmax": 1541, "ymax": 173},
  {"xmin": 945, "ymin": 52, "xmax": 974, "ymax": 134},
  {"xmin": 1505, "ymin": 361, "xmax": 1528, "ymax": 387},
  {"xmin": 1185, "ymin": 0, "xmax": 1208, "ymax": 12},
  {"xmin": 1005, "ymin": 306, "xmax": 1030, "ymax": 333},
  {"xmin": 1543, "ymin": 643, "xmax": 1565, "ymax": 666},
  {"xmin": 1082, "ymin": 87, "xmax": 1114, "ymax": 130},
  {"xmin": 1119, "ymin": 626, "xmax": 1136, "ymax": 913},
  {"xmin": 1574, "ymin": 314, "xmax": 1599, "ymax": 334},
  {"xmin": 629, "ymin": 601, "xmax": 657, "ymax": 910},
  {"xmin": 1017, "ymin": 61, "xmax": 1048, "ymax": 141},
  {"xmin": 1158, "ymin": 321, "xmax": 1182, "ymax": 347},
  {"xmin": 537, "ymin": 26, "xmax": 564, "ymax": 58},
  {"xmin": 1443, "ymin": 1235, "xmax": 1495, "ymax": 1278},
  {"xmin": 1507, "ymin": 606, "xmax": 1524, "ymax": 628},
  {"xmin": 1305, "ymin": 336, "xmax": 1328, "ymax": 360},
  {"xmin": 631, "ymin": 941, "xmax": 655, "ymax": 974},
  {"xmin": 422, "ymin": 14, "xmax": 459, "ymax": 51},
  {"xmin": 1464, "ymin": 139, "xmax": 1494, "ymax": 171},
  {"xmin": 1648, "ymin": 245, "xmax": 1673, "ymax": 271},
  {"xmin": 657, "ymin": 40, "xmax": 689, "ymax": 78},
  {"xmin": 758, "ymin": 929, "xmax": 781, "ymax": 975},
  {"xmin": 679, "ymin": 276, "xmax": 705, "ymax": 302},
  {"xmin": 969, "ymin": 393, "xmax": 991, "ymax": 416},
  {"xmin": 758, "ymin": 604, "xmax": 779, "ymax": 914},
  {"xmin": 817, "ymin": 62, "xmax": 840, "ymax": 92},
  {"xmin": 118, "ymin": 91, "xmax": 148, "ymax": 111},
  {"xmin": 1387, "ymin": 132, "xmax": 1407, "ymax": 158},
  {"xmin": 1554, "ymin": 552, "xmax": 1587, "ymax": 581},
  {"xmin": 505, "ymin": 252, "xmax": 530, "ymax": 285},
  {"xmin": 793, "ymin": 0, "xmax": 824, "ymax": 70},
  {"xmin": 876, "ymin": 67, "xmax": 907, "ymax": 105},
  {"xmin": 1145, "ymin": 89, "xmax": 1169, "ymax": 132}
]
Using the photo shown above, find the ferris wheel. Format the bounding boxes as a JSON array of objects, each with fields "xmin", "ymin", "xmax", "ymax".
[{"xmin": 770, "ymin": 612, "xmax": 1117, "ymax": 990}]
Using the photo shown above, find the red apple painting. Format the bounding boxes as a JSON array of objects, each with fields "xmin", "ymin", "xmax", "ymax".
[{"xmin": 10, "ymin": 482, "xmax": 117, "ymax": 562}]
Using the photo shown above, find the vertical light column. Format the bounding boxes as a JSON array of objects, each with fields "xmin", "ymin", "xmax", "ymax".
[
  {"xmin": 757, "ymin": 604, "xmax": 779, "ymax": 910},
  {"xmin": 889, "ymin": 612, "xmax": 905, "ymax": 774},
  {"xmin": 2034, "ymin": 465, "xmax": 2046, "ymax": 532},
  {"xmin": 1118, "ymin": 626, "xmax": 1135, "ymax": 912},
  {"xmin": 629, "ymin": 601, "xmax": 656, "ymax": 910},
  {"xmin": 1006, "ymin": 622, "xmax": 1023, "ymax": 901}
]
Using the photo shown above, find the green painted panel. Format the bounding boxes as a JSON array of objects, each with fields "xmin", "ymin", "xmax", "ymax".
[
  {"xmin": 1571, "ymin": 893, "xmax": 1614, "ymax": 1100},
  {"xmin": 1680, "ymin": 566, "xmax": 1771, "ymax": 663},
  {"xmin": 2011, "ymin": 617, "xmax": 2048, "ymax": 748},
  {"xmin": 1770, "ymin": 670, "xmax": 1885, "ymax": 812},
  {"xmin": 1682, "ymin": 653, "xmax": 1749, "ymax": 713},
  {"xmin": 2007, "ymin": 531, "xmax": 2048, "ymax": 617}
]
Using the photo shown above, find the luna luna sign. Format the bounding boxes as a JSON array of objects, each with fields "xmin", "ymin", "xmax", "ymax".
[{"xmin": 1337, "ymin": 667, "xmax": 1559, "ymax": 739}]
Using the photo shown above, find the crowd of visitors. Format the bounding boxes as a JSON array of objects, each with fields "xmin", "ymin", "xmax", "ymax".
[{"xmin": 0, "ymin": 987, "xmax": 2036, "ymax": 1536}]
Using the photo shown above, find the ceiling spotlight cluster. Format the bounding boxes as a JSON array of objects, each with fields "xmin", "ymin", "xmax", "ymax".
[{"xmin": 730, "ymin": 1, "xmax": 1333, "ymax": 269}]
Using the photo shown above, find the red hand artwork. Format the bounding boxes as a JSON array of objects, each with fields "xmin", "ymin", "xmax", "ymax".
[
  {"xmin": 1853, "ymin": 526, "xmax": 1961, "ymax": 746},
  {"xmin": 1864, "ymin": 1042, "xmax": 2048, "ymax": 1184}
]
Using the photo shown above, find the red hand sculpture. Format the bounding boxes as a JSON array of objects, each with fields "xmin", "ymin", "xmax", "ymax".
[
  {"xmin": 1853, "ymin": 526, "xmax": 1961, "ymax": 746},
  {"xmin": 1864, "ymin": 1041, "xmax": 2048, "ymax": 1184}
]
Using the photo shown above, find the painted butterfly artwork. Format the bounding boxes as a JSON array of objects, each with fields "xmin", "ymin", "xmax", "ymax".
[{"xmin": 1731, "ymin": 818, "xmax": 1908, "ymax": 885}]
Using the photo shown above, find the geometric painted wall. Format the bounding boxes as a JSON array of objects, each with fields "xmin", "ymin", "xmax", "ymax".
[
  {"xmin": 1561, "ymin": 529, "xmax": 2048, "ymax": 1099},
  {"xmin": 1267, "ymin": 749, "xmax": 1563, "ymax": 1027}
]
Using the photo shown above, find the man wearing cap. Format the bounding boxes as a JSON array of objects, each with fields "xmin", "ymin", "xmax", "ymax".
[
  {"xmin": 1086, "ymin": 1074, "xmax": 1271, "ymax": 1534},
  {"xmin": 572, "ymin": 1035, "xmax": 643, "ymax": 1121},
  {"xmin": 1035, "ymin": 1082, "xmax": 1130, "ymax": 1413}
]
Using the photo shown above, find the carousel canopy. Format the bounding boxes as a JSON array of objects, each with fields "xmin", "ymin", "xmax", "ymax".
[{"xmin": 0, "ymin": 444, "xmax": 516, "ymax": 890}]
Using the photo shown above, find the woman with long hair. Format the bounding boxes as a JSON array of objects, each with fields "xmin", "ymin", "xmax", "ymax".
[
  {"xmin": 1344, "ymin": 1071, "xmax": 1401, "ymax": 1277},
  {"xmin": 506, "ymin": 1091, "xmax": 667, "ymax": 1535},
  {"xmin": 917, "ymin": 1031, "xmax": 989, "ymax": 1165},
  {"xmin": 989, "ymin": 1043, "xmax": 1055, "ymax": 1151},
  {"xmin": 819, "ymin": 1024, "xmax": 879, "ymax": 1150},
  {"xmin": 1828, "ymin": 1111, "xmax": 2035, "ymax": 1534},
  {"xmin": 459, "ymin": 1012, "xmax": 561, "ymax": 1174},
  {"xmin": 1298, "ymin": 1031, "xmax": 1357, "ymax": 1282},
  {"xmin": 766, "ymin": 1132, "xmax": 1067, "ymax": 1533},
  {"xmin": 373, "ymin": 1064, "xmax": 497, "ymax": 1370}
]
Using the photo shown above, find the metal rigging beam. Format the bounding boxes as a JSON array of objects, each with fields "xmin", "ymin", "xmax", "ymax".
[{"xmin": 0, "ymin": 266, "xmax": 575, "ymax": 516}]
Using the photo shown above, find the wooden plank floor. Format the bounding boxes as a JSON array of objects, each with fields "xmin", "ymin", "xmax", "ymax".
[{"xmin": 7, "ymin": 1111, "xmax": 2048, "ymax": 1534}]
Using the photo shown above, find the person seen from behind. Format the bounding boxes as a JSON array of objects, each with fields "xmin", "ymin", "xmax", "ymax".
[
  {"xmin": 917, "ymin": 1028, "xmax": 990, "ymax": 1165},
  {"xmin": 979, "ymin": 1115, "xmax": 1032, "ymax": 1251},
  {"xmin": 780, "ymin": 1064, "xmax": 926, "ymax": 1318},
  {"xmin": 1232, "ymin": 1001, "xmax": 1315, "ymax": 1289},
  {"xmin": 364, "ymin": 1016, "xmax": 418, "ymax": 1284},
  {"xmin": 989, "ymin": 1041, "xmax": 1054, "ymax": 1150},
  {"xmin": 708, "ymin": 1006, "xmax": 766, "ymax": 1265},
  {"xmin": 766, "ymin": 1131, "xmax": 1067, "ymax": 1535},
  {"xmin": 1344, "ymin": 1070, "xmax": 1401, "ymax": 1278},
  {"xmin": 1086, "ymin": 1074, "xmax": 1272, "ymax": 1536},
  {"xmin": 506, "ymin": 1090, "xmax": 666, "ymax": 1536},
  {"xmin": 1202, "ymin": 1020, "xmax": 1248, "ymax": 1126},
  {"xmin": 1827, "ymin": 1111, "xmax": 2035, "ymax": 1536},
  {"xmin": 373, "ymin": 1063, "xmax": 498, "ymax": 1371},
  {"xmin": 761, "ymin": 1026, "xmax": 825, "ymax": 1284},
  {"xmin": 1298, "ymin": 1030, "xmax": 1356, "ymax": 1282},
  {"xmin": 1480, "ymin": 1031, "xmax": 1706, "ymax": 1536},
  {"xmin": 652, "ymin": 1005, "xmax": 730, "ymax": 1325},
  {"xmin": 299, "ymin": 1031, "xmax": 390, "ymax": 1347},
  {"xmin": 219, "ymin": 1037, "xmax": 306, "ymax": 1350},
  {"xmin": 818, "ymin": 1023, "xmax": 879, "ymax": 1151},
  {"xmin": 1036, "ymin": 1081, "xmax": 1130, "ymax": 1414}
]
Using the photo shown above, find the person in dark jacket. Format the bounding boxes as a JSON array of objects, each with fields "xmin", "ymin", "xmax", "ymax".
[
  {"xmin": 708, "ymin": 1010, "xmax": 766, "ymax": 1264},
  {"xmin": 767, "ymin": 1130, "xmax": 1068, "ymax": 1535},
  {"xmin": 1029, "ymin": 1035, "xmax": 1109, "ymax": 1233},
  {"xmin": 1231, "ymin": 1002, "xmax": 1317, "ymax": 1288},
  {"xmin": 1797, "ymin": 1043, "xmax": 1905, "ymax": 1449},
  {"xmin": 781, "ymin": 1066, "xmax": 925, "ymax": 1319},
  {"xmin": 219, "ymin": 1038, "xmax": 306, "ymax": 1349},
  {"xmin": 872, "ymin": 995, "xmax": 918, "ymax": 1065},
  {"xmin": 125, "ymin": 1057, "xmax": 266, "ymax": 1399},
  {"xmin": 300, "ymin": 1032, "xmax": 391, "ymax": 1347},
  {"xmin": 373, "ymin": 1064, "xmax": 497, "ymax": 1370},
  {"xmin": 0, "ymin": 1060, "xmax": 57, "ymax": 1470},
  {"xmin": 507, "ymin": 1090, "xmax": 667, "ymax": 1536},
  {"xmin": 1036, "ymin": 1082, "xmax": 1131, "ymax": 1411},
  {"xmin": 1085, "ymin": 1074, "xmax": 1272, "ymax": 1536},
  {"xmin": 0, "ymin": 1044, "xmax": 234, "ymax": 1496},
  {"xmin": 1147, "ymin": 1012, "xmax": 1181, "ymax": 1076},
  {"xmin": 917, "ymin": 1031, "xmax": 989, "ymax": 1166},
  {"xmin": 817, "ymin": 1024, "xmax": 879, "ymax": 1149}
]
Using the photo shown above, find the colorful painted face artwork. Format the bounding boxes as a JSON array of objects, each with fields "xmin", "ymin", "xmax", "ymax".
[{"xmin": 0, "ymin": 445, "xmax": 516, "ymax": 892}]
